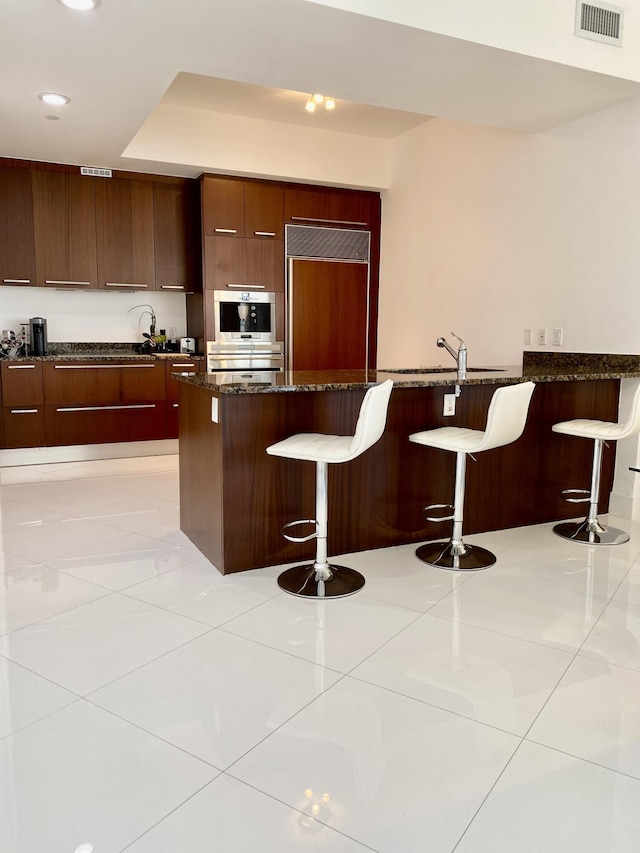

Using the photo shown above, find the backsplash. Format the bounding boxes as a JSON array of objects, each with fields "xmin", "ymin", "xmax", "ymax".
[{"xmin": 0, "ymin": 286, "xmax": 188, "ymax": 343}]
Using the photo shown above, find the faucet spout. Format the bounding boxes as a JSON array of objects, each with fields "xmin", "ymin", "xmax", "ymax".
[{"xmin": 437, "ymin": 333, "xmax": 467, "ymax": 380}]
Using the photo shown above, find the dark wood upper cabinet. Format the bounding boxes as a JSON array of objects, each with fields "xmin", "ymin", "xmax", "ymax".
[
  {"xmin": 244, "ymin": 182, "xmax": 283, "ymax": 239},
  {"xmin": 245, "ymin": 238, "xmax": 284, "ymax": 292},
  {"xmin": 32, "ymin": 170, "xmax": 98, "ymax": 289},
  {"xmin": 203, "ymin": 235, "xmax": 246, "ymax": 290},
  {"xmin": 153, "ymin": 180, "xmax": 200, "ymax": 292},
  {"xmin": 0, "ymin": 167, "xmax": 36, "ymax": 286},
  {"xmin": 202, "ymin": 176, "xmax": 245, "ymax": 236},
  {"xmin": 95, "ymin": 177, "xmax": 155, "ymax": 290},
  {"xmin": 284, "ymin": 187, "xmax": 374, "ymax": 229}
]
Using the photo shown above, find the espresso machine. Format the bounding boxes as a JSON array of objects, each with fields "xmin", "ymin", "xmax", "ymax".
[{"xmin": 29, "ymin": 317, "xmax": 48, "ymax": 356}]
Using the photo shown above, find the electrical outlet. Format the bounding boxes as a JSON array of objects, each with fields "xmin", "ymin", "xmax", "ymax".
[
  {"xmin": 443, "ymin": 394, "xmax": 456, "ymax": 416},
  {"xmin": 524, "ymin": 328, "xmax": 532, "ymax": 345},
  {"xmin": 537, "ymin": 328, "xmax": 547, "ymax": 346},
  {"xmin": 552, "ymin": 327, "xmax": 563, "ymax": 346}
]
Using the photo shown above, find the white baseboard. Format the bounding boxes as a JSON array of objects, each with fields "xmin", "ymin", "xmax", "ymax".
[{"xmin": 0, "ymin": 439, "xmax": 178, "ymax": 468}]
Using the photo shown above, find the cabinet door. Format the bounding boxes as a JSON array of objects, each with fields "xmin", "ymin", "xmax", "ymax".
[
  {"xmin": 202, "ymin": 177, "xmax": 245, "ymax": 236},
  {"xmin": 165, "ymin": 359, "xmax": 203, "ymax": 437},
  {"xmin": 154, "ymin": 180, "xmax": 200, "ymax": 293},
  {"xmin": 244, "ymin": 182, "xmax": 283, "ymax": 239},
  {"xmin": 0, "ymin": 167, "xmax": 36, "ymax": 286},
  {"xmin": 43, "ymin": 362, "xmax": 165, "ymax": 405},
  {"xmin": 0, "ymin": 362, "xmax": 44, "ymax": 406},
  {"xmin": 284, "ymin": 187, "xmax": 372, "ymax": 228},
  {"xmin": 245, "ymin": 238, "xmax": 284, "ymax": 292},
  {"xmin": 203, "ymin": 235, "xmax": 245, "ymax": 290},
  {"xmin": 32, "ymin": 170, "xmax": 98, "ymax": 288},
  {"xmin": 3, "ymin": 408, "xmax": 45, "ymax": 448},
  {"xmin": 289, "ymin": 260, "xmax": 369, "ymax": 370},
  {"xmin": 95, "ymin": 178, "xmax": 155, "ymax": 290}
]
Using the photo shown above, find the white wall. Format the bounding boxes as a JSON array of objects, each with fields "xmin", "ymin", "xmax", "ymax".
[
  {"xmin": 378, "ymin": 95, "xmax": 640, "ymax": 368},
  {"xmin": 0, "ymin": 288, "xmax": 187, "ymax": 345}
]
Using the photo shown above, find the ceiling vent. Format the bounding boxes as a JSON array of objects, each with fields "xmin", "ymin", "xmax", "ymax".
[{"xmin": 575, "ymin": 1, "xmax": 623, "ymax": 45}]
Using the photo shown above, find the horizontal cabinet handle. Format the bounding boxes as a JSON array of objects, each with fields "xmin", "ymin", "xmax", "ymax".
[
  {"xmin": 53, "ymin": 364, "xmax": 156, "ymax": 369},
  {"xmin": 173, "ymin": 403, "xmax": 179, "ymax": 408},
  {"xmin": 290, "ymin": 216, "xmax": 368, "ymax": 226},
  {"xmin": 3, "ymin": 278, "xmax": 31, "ymax": 284},
  {"xmin": 171, "ymin": 363, "xmax": 195, "ymax": 368},
  {"xmin": 45, "ymin": 280, "xmax": 91, "ymax": 286},
  {"xmin": 254, "ymin": 231, "xmax": 276, "ymax": 237},
  {"xmin": 226, "ymin": 283, "xmax": 265, "ymax": 289},
  {"xmin": 10, "ymin": 408, "xmax": 39, "ymax": 414},
  {"xmin": 104, "ymin": 282, "xmax": 148, "ymax": 288},
  {"xmin": 56, "ymin": 404, "xmax": 157, "ymax": 413},
  {"xmin": 7, "ymin": 364, "xmax": 35, "ymax": 369},
  {"xmin": 213, "ymin": 228, "xmax": 237, "ymax": 234},
  {"xmin": 160, "ymin": 285, "xmax": 185, "ymax": 290}
]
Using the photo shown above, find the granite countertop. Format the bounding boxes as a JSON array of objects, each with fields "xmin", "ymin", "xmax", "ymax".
[
  {"xmin": 175, "ymin": 352, "xmax": 640, "ymax": 395},
  {"xmin": 0, "ymin": 342, "xmax": 204, "ymax": 362}
]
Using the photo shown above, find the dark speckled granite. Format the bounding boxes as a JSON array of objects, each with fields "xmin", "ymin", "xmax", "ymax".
[
  {"xmin": 176, "ymin": 352, "xmax": 640, "ymax": 395},
  {"xmin": 1, "ymin": 342, "xmax": 204, "ymax": 362}
]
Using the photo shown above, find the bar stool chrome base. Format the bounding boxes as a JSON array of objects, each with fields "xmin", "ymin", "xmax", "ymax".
[
  {"xmin": 416, "ymin": 541, "xmax": 496, "ymax": 571},
  {"xmin": 277, "ymin": 564, "xmax": 365, "ymax": 598},
  {"xmin": 553, "ymin": 519, "xmax": 629, "ymax": 546}
]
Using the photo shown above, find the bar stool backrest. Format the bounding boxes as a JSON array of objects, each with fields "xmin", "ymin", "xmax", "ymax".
[
  {"xmin": 346, "ymin": 379, "xmax": 394, "ymax": 462},
  {"xmin": 615, "ymin": 381, "xmax": 640, "ymax": 439},
  {"xmin": 474, "ymin": 381, "xmax": 536, "ymax": 453}
]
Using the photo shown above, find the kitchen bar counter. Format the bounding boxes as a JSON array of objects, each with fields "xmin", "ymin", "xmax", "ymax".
[{"xmin": 177, "ymin": 352, "xmax": 634, "ymax": 574}]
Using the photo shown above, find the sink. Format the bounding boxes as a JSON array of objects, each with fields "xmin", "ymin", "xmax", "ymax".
[{"xmin": 381, "ymin": 367, "xmax": 505, "ymax": 374}]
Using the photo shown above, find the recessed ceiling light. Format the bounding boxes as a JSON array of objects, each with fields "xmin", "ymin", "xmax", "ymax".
[
  {"xmin": 45, "ymin": 115, "xmax": 61, "ymax": 121},
  {"xmin": 57, "ymin": 0, "xmax": 100, "ymax": 10},
  {"xmin": 38, "ymin": 92, "xmax": 71, "ymax": 106}
]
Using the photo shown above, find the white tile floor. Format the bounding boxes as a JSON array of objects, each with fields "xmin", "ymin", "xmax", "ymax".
[{"xmin": 1, "ymin": 455, "xmax": 640, "ymax": 852}]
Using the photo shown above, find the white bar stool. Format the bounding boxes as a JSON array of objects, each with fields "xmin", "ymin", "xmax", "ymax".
[
  {"xmin": 267, "ymin": 379, "xmax": 393, "ymax": 599},
  {"xmin": 552, "ymin": 382, "xmax": 640, "ymax": 545},
  {"xmin": 409, "ymin": 381, "xmax": 535, "ymax": 571}
]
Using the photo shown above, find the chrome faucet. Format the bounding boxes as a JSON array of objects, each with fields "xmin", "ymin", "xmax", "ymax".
[{"xmin": 437, "ymin": 332, "xmax": 467, "ymax": 390}]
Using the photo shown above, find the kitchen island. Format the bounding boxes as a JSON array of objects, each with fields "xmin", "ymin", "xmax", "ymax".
[{"xmin": 176, "ymin": 353, "xmax": 640, "ymax": 574}]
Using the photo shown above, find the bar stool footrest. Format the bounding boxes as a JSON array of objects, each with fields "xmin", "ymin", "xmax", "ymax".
[
  {"xmin": 560, "ymin": 488, "xmax": 591, "ymax": 504},
  {"xmin": 281, "ymin": 519, "xmax": 318, "ymax": 543},
  {"xmin": 416, "ymin": 541, "xmax": 496, "ymax": 571},
  {"xmin": 277, "ymin": 563, "xmax": 365, "ymax": 598},
  {"xmin": 424, "ymin": 503, "xmax": 454, "ymax": 523}
]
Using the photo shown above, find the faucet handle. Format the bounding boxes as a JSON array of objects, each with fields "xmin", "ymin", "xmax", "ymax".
[{"xmin": 450, "ymin": 332, "xmax": 467, "ymax": 349}]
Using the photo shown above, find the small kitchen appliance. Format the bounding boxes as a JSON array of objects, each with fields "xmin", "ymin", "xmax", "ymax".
[
  {"xmin": 213, "ymin": 290, "xmax": 276, "ymax": 342},
  {"xmin": 29, "ymin": 317, "xmax": 48, "ymax": 356},
  {"xmin": 179, "ymin": 337, "xmax": 196, "ymax": 354}
]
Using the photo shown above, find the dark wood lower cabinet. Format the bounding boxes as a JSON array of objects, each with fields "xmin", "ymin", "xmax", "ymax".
[
  {"xmin": 3, "ymin": 408, "xmax": 45, "ymax": 448},
  {"xmin": 44, "ymin": 402, "xmax": 167, "ymax": 446},
  {"xmin": 178, "ymin": 378, "xmax": 620, "ymax": 574}
]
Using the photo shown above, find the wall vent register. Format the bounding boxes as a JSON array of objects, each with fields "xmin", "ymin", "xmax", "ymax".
[
  {"xmin": 575, "ymin": 1, "xmax": 623, "ymax": 45},
  {"xmin": 286, "ymin": 225, "xmax": 370, "ymax": 262}
]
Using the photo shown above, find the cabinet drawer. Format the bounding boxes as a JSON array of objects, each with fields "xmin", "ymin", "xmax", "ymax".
[
  {"xmin": 44, "ymin": 402, "xmax": 167, "ymax": 446},
  {"xmin": 165, "ymin": 360, "xmax": 202, "ymax": 403},
  {"xmin": 3, "ymin": 407, "xmax": 45, "ymax": 448},
  {"xmin": 1, "ymin": 362, "xmax": 44, "ymax": 406},
  {"xmin": 43, "ymin": 362, "xmax": 165, "ymax": 405},
  {"xmin": 166, "ymin": 400, "xmax": 180, "ymax": 438}
]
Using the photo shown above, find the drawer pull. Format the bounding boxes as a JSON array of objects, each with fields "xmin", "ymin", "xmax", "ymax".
[
  {"xmin": 171, "ymin": 363, "xmax": 195, "ymax": 368},
  {"xmin": 3, "ymin": 278, "xmax": 31, "ymax": 284},
  {"xmin": 7, "ymin": 364, "xmax": 35, "ymax": 369},
  {"xmin": 173, "ymin": 403, "xmax": 179, "ymax": 408},
  {"xmin": 291, "ymin": 216, "xmax": 368, "ymax": 227},
  {"xmin": 254, "ymin": 231, "xmax": 276, "ymax": 237},
  {"xmin": 214, "ymin": 228, "xmax": 237, "ymax": 234},
  {"xmin": 160, "ymin": 285, "xmax": 185, "ymax": 290},
  {"xmin": 45, "ymin": 280, "xmax": 91, "ymax": 286},
  {"xmin": 53, "ymin": 364, "xmax": 156, "ymax": 369},
  {"xmin": 226, "ymin": 283, "xmax": 266, "ymax": 289},
  {"xmin": 56, "ymin": 404, "xmax": 157, "ymax": 413},
  {"xmin": 104, "ymin": 282, "xmax": 148, "ymax": 288},
  {"xmin": 10, "ymin": 408, "xmax": 39, "ymax": 414}
]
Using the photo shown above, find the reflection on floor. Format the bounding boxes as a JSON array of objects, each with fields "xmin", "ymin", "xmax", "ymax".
[{"xmin": 1, "ymin": 455, "xmax": 640, "ymax": 852}]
